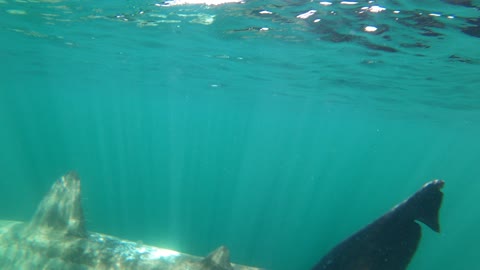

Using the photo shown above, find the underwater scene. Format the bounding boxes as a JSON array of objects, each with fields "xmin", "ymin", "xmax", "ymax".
[{"xmin": 1, "ymin": 0, "xmax": 479, "ymax": 269}]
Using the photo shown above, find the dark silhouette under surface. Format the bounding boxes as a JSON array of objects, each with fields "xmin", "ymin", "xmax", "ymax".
[{"xmin": 312, "ymin": 180, "xmax": 445, "ymax": 270}]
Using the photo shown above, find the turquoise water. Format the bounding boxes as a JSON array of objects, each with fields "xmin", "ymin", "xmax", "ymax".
[{"xmin": 1, "ymin": 0, "xmax": 480, "ymax": 269}]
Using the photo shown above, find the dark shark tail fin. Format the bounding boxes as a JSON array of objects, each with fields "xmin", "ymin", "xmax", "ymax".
[
  {"xmin": 312, "ymin": 180, "xmax": 445, "ymax": 270},
  {"xmin": 403, "ymin": 179, "xmax": 444, "ymax": 232},
  {"xmin": 28, "ymin": 172, "xmax": 87, "ymax": 237}
]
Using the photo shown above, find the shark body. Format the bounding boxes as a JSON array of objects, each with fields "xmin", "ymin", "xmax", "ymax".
[
  {"xmin": 0, "ymin": 173, "xmax": 258, "ymax": 270},
  {"xmin": 0, "ymin": 172, "xmax": 444, "ymax": 270}
]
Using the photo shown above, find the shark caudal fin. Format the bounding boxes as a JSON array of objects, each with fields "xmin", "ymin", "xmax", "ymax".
[
  {"xmin": 28, "ymin": 172, "xmax": 87, "ymax": 237},
  {"xmin": 312, "ymin": 179, "xmax": 445, "ymax": 270},
  {"xmin": 403, "ymin": 179, "xmax": 444, "ymax": 232}
]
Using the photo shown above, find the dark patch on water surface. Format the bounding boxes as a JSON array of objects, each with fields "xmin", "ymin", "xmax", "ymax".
[
  {"xmin": 462, "ymin": 26, "xmax": 480, "ymax": 38},
  {"xmin": 449, "ymin": 54, "xmax": 478, "ymax": 64},
  {"xmin": 462, "ymin": 18, "xmax": 480, "ymax": 38},
  {"xmin": 404, "ymin": 13, "xmax": 446, "ymax": 29},
  {"xmin": 420, "ymin": 30, "xmax": 444, "ymax": 37},
  {"xmin": 443, "ymin": 0, "xmax": 475, "ymax": 7},
  {"xmin": 229, "ymin": 27, "xmax": 265, "ymax": 33},
  {"xmin": 362, "ymin": 42, "xmax": 398, "ymax": 53},
  {"xmin": 307, "ymin": 25, "xmax": 398, "ymax": 53},
  {"xmin": 321, "ymin": 31, "xmax": 357, "ymax": 43},
  {"xmin": 400, "ymin": 42, "xmax": 431, "ymax": 49}
]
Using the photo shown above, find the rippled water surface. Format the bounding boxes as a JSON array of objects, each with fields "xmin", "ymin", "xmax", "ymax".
[{"xmin": 1, "ymin": 0, "xmax": 480, "ymax": 269}]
